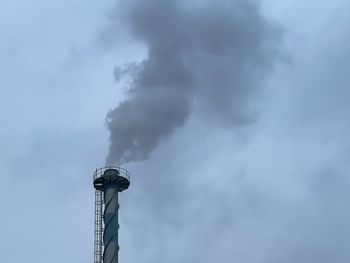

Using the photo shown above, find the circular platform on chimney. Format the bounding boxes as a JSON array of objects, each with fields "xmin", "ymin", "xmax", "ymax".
[{"xmin": 93, "ymin": 167, "xmax": 130, "ymax": 192}]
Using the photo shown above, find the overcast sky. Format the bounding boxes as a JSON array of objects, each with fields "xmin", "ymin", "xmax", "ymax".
[{"xmin": 1, "ymin": 0, "xmax": 350, "ymax": 262}]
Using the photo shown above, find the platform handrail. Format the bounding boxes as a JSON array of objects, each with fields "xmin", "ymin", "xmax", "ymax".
[{"xmin": 93, "ymin": 166, "xmax": 130, "ymax": 181}]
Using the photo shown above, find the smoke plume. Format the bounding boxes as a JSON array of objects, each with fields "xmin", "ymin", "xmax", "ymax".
[{"xmin": 106, "ymin": 0, "xmax": 282, "ymax": 165}]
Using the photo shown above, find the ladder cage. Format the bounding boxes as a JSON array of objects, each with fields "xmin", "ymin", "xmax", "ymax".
[{"xmin": 94, "ymin": 189, "xmax": 104, "ymax": 263}]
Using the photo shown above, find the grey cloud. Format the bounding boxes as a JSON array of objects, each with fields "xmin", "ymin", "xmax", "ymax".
[{"xmin": 105, "ymin": 0, "xmax": 282, "ymax": 165}]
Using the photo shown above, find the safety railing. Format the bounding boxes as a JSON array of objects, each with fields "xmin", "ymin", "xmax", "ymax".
[{"xmin": 93, "ymin": 166, "xmax": 130, "ymax": 181}]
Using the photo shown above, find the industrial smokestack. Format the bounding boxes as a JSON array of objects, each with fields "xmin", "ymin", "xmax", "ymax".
[{"xmin": 93, "ymin": 167, "xmax": 130, "ymax": 263}]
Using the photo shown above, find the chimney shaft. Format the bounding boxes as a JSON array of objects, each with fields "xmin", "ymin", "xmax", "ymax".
[{"xmin": 93, "ymin": 167, "xmax": 130, "ymax": 263}]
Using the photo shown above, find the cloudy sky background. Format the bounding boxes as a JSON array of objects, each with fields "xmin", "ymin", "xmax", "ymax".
[{"xmin": 1, "ymin": 0, "xmax": 350, "ymax": 262}]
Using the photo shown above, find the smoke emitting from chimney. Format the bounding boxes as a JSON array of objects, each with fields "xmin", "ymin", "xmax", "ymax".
[{"xmin": 105, "ymin": 0, "xmax": 282, "ymax": 165}]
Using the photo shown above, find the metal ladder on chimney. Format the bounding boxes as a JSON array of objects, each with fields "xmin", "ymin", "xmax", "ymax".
[{"xmin": 94, "ymin": 190, "xmax": 104, "ymax": 263}]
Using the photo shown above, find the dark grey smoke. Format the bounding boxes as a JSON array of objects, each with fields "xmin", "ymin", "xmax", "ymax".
[{"xmin": 106, "ymin": 0, "xmax": 282, "ymax": 165}]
